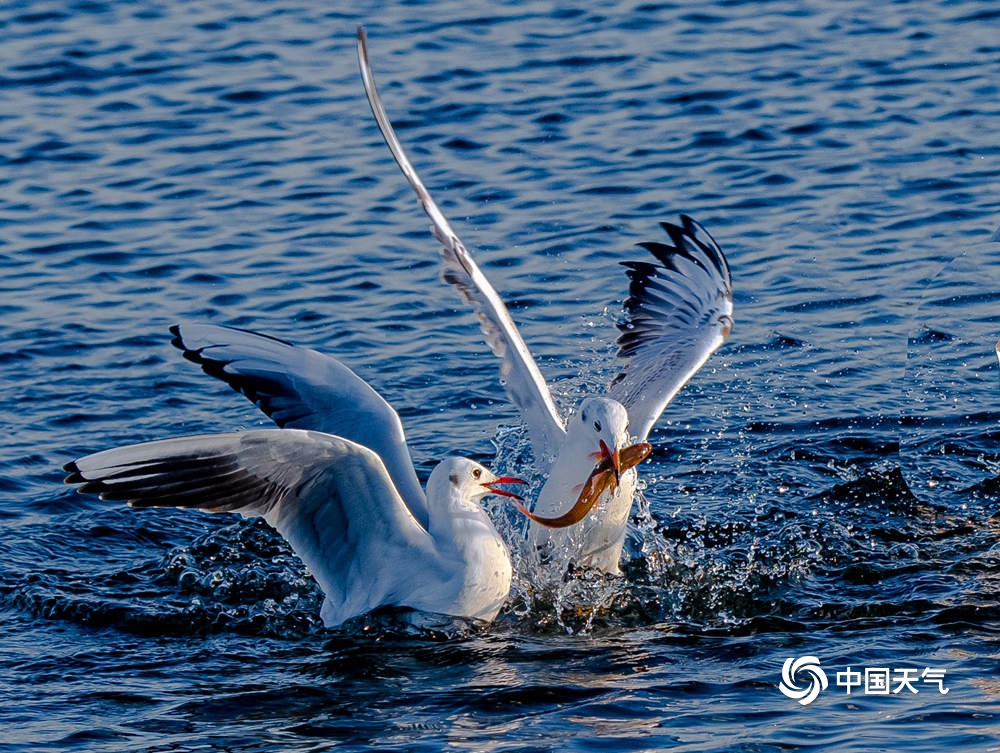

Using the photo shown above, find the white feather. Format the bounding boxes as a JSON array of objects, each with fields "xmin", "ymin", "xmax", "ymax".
[
  {"xmin": 66, "ymin": 430, "xmax": 513, "ymax": 627},
  {"xmin": 355, "ymin": 30, "xmax": 734, "ymax": 573}
]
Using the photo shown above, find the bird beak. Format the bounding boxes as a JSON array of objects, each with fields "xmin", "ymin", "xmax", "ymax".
[
  {"xmin": 590, "ymin": 439, "xmax": 622, "ymax": 483},
  {"xmin": 482, "ymin": 475, "xmax": 528, "ymax": 501}
]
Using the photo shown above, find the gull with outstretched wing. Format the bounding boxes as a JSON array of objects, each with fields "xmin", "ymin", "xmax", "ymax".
[
  {"xmin": 357, "ymin": 27, "xmax": 734, "ymax": 573},
  {"xmin": 66, "ymin": 415, "xmax": 527, "ymax": 627},
  {"xmin": 62, "ymin": 29, "xmax": 734, "ymax": 631}
]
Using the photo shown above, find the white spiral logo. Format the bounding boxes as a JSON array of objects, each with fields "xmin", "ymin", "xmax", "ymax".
[{"xmin": 778, "ymin": 656, "xmax": 828, "ymax": 705}]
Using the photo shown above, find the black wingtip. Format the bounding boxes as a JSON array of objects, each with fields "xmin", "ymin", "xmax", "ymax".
[
  {"xmin": 63, "ymin": 459, "xmax": 84, "ymax": 485},
  {"xmin": 614, "ymin": 215, "xmax": 732, "ymax": 358},
  {"xmin": 171, "ymin": 323, "xmax": 203, "ymax": 364},
  {"xmin": 166, "ymin": 323, "xmax": 311, "ymax": 429},
  {"xmin": 170, "ymin": 323, "xmax": 239, "ymax": 368},
  {"xmin": 171, "ymin": 323, "xmax": 297, "ymax": 354},
  {"xmin": 629, "ymin": 215, "xmax": 730, "ymax": 285},
  {"xmin": 77, "ymin": 480, "xmax": 109, "ymax": 496},
  {"xmin": 63, "ymin": 459, "xmax": 105, "ymax": 494}
]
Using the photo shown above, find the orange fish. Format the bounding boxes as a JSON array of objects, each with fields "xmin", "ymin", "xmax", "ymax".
[{"xmin": 511, "ymin": 442, "xmax": 652, "ymax": 528}]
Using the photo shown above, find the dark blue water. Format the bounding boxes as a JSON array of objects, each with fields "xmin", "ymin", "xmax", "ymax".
[{"xmin": 3, "ymin": 1, "xmax": 1000, "ymax": 750}]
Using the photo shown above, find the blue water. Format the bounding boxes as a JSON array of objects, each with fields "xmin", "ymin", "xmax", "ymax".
[{"xmin": 3, "ymin": 1, "xmax": 1000, "ymax": 750}]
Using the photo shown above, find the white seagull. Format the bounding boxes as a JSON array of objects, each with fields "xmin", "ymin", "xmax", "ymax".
[
  {"xmin": 357, "ymin": 27, "xmax": 734, "ymax": 573},
  {"xmin": 65, "ymin": 26, "xmax": 734, "ymax": 628},
  {"xmin": 65, "ymin": 433, "xmax": 527, "ymax": 628}
]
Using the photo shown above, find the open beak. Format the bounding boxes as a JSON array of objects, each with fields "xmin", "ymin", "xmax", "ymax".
[
  {"xmin": 590, "ymin": 439, "xmax": 622, "ymax": 484},
  {"xmin": 512, "ymin": 441, "xmax": 654, "ymax": 529},
  {"xmin": 482, "ymin": 475, "xmax": 528, "ymax": 501}
]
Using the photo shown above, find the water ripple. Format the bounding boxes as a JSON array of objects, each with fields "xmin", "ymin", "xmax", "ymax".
[{"xmin": 2, "ymin": 1, "xmax": 1000, "ymax": 751}]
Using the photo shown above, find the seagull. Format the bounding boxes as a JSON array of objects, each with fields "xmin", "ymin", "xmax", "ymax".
[
  {"xmin": 65, "ymin": 423, "xmax": 528, "ymax": 628},
  {"xmin": 356, "ymin": 28, "xmax": 734, "ymax": 573},
  {"xmin": 65, "ymin": 25, "xmax": 734, "ymax": 627}
]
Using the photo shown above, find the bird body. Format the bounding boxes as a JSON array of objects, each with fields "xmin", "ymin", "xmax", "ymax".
[
  {"xmin": 357, "ymin": 28, "xmax": 734, "ymax": 573},
  {"xmin": 526, "ymin": 397, "xmax": 635, "ymax": 573},
  {"xmin": 66, "ymin": 430, "xmax": 520, "ymax": 628},
  {"xmin": 64, "ymin": 29, "xmax": 735, "ymax": 632}
]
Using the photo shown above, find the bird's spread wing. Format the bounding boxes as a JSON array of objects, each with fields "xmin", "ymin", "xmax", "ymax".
[
  {"xmin": 63, "ymin": 429, "xmax": 449, "ymax": 627},
  {"xmin": 607, "ymin": 216, "xmax": 734, "ymax": 441},
  {"xmin": 356, "ymin": 27, "xmax": 566, "ymax": 464},
  {"xmin": 171, "ymin": 323, "xmax": 428, "ymax": 527}
]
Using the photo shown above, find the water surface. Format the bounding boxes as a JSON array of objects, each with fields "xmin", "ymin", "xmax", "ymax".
[{"xmin": 3, "ymin": 1, "xmax": 1000, "ymax": 751}]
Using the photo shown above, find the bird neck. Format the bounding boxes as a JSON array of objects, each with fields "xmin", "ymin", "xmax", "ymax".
[
  {"xmin": 427, "ymin": 497, "xmax": 493, "ymax": 552},
  {"xmin": 423, "ymin": 466, "xmax": 492, "ymax": 552}
]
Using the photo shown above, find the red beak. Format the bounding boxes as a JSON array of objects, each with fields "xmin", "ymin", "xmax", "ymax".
[
  {"xmin": 590, "ymin": 439, "xmax": 621, "ymax": 484},
  {"xmin": 482, "ymin": 475, "xmax": 528, "ymax": 501}
]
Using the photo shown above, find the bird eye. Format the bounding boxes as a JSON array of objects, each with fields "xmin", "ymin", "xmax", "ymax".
[
  {"xmin": 593, "ymin": 420, "xmax": 602, "ymax": 432},
  {"xmin": 472, "ymin": 468, "xmax": 482, "ymax": 479}
]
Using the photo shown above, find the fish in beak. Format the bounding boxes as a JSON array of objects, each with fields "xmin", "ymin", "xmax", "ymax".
[
  {"xmin": 592, "ymin": 439, "xmax": 621, "ymax": 484},
  {"xmin": 509, "ymin": 442, "xmax": 652, "ymax": 528}
]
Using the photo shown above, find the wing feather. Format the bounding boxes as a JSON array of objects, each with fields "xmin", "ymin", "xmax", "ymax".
[
  {"xmin": 356, "ymin": 27, "xmax": 566, "ymax": 464},
  {"xmin": 607, "ymin": 216, "xmax": 733, "ymax": 441},
  {"xmin": 64, "ymin": 429, "xmax": 449, "ymax": 627},
  {"xmin": 171, "ymin": 323, "xmax": 428, "ymax": 528}
]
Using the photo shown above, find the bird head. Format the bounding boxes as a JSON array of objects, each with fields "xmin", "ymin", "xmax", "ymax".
[
  {"xmin": 570, "ymin": 397, "xmax": 631, "ymax": 482},
  {"xmin": 436, "ymin": 458, "xmax": 527, "ymax": 506}
]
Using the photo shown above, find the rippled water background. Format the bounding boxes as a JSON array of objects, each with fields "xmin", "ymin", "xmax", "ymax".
[{"xmin": 3, "ymin": 1, "xmax": 1000, "ymax": 750}]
